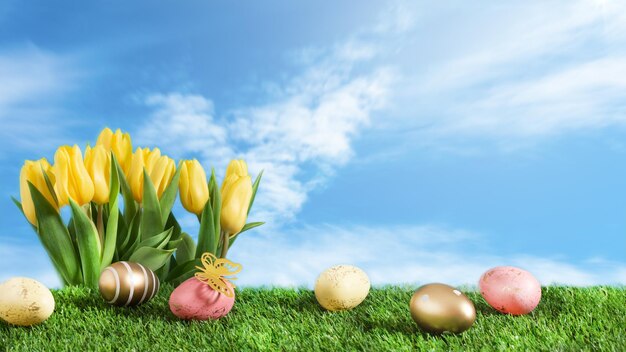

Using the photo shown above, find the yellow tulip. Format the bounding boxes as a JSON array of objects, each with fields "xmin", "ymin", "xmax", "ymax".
[
  {"xmin": 220, "ymin": 159, "xmax": 252, "ymax": 235},
  {"xmin": 84, "ymin": 145, "xmax": 111, "ymax": 204},
  {"xmin": 127, "ymin": 147, "xmax": 176, "ymax": 202},
  {"xmin": 54, "ymin": 145, "xmax": 95, "ymax": 206},
  {"xmin": 224, "ymin": 159, "xmax": 248, "ymax": 178},
  {"xmin": 96, "ymin": 127, "xmax": 132, "ymax": 176},
  {"xmin": 19, "ymin": 158, "xmax": 57, "ymax": 226},
  {"xmin": 179, "ymin": 159, "xmax": 210, "ymax": 215}
]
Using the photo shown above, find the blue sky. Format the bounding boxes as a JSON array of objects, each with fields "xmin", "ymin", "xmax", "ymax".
[{"xmin": 1, "ymin": 0, "xmax": 625, "ymax": 288}]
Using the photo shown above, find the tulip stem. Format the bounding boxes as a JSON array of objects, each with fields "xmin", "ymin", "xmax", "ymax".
[
  {"xmin": 82, "ymin": 203, "xmax": 92, "ymax": 221},
  {"xmin": 96, "ymin": 204, "xmax": 105, "ymax": 245},
  {"xmin": 220, "ymin": 230, "xmax": 230, "ymax": 258}
]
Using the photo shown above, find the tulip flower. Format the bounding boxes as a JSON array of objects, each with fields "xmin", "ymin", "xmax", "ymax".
[
  {"xmin": 54, "ymin": 145, "xmax": 95, "ymax": 206},
  {"xmin": 19, "ymin": 158, "xmax": 57, "ymax": 226},
  {"xmin": 84, "ymin": 145, "xmax": 111, "ymax": 205},
  {"xmin": 224, "ymin": 159, "xmax": 248, "ymax": 178},
  {"xmin": 179, "ymin": 159, "xmax": 210, "ymax": 215},
  {"xmin": 128, "ymin": 147, "xmax": 176, "ymax": 202},
  {"xmin": 96, "ymin": 127, "xmax": 132, "ymax": 176},
  {"xmin": 220, "ymin": 159, "xmax": 252, "ymax": 235}
]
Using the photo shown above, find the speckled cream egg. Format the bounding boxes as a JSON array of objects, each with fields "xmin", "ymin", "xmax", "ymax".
[
  {"xmin": 0, "ymin": 277, "xmax": 55, "ymax": 326},
  {"xmin": 314, "ymin": 265, "xmax": 370, "ymax": 311},
  {"xmin": 479, "ymin": 266, "xmax": 541, "ymax": 315}
]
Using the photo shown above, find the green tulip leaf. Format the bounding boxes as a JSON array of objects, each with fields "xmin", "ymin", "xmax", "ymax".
[
  {"xmin": 165, "ymin": 213, "xmax": 182, "ymax": 243},
  {"xmin": 128, "ymin": 246, "xmax": 175, "ymax": 272},
  {"xmin": 100, "ymin": 196, "xmax": 119, "ymax": 271},
  {"xmin": 241, "ymin": 221, "xmax": 265, "ymax": 233},
  {"xmin": 159, "ymin": 161, "xmax": 183, "ymax": 220},
  {"xmin": 113, "ymin": 155, "xmax": 136, "ymax": 224},
  {"xmin": 166, "ymin": 238, "xmax": 183, "ymax": 250},
  {"xmin": 90, "ymin": 201, "xmax": 98, "ymax": 220},
  {"xmin": 165, "ymin": 258, "xmax": 199, "ymax": 283},
  {"xmin": 248, "ymin": 170, "xmax": 263, "ymax": 215},
  {"xmin": 108, "ymin": 153, "xmax": 121, "ymax": 212},
  {"xmin": 209, "ymin": 168, "xmax": 221, "ymax": 250},
  {"xmin": 117, "ymin": 211, "xmax": 136, "ymax": 254},
  {"xmin": 12, "ymin": 197, "xmax": 39, "ymax": 232},
  {"xmin": 11, "ymin": 196, "xmax": 23, "ymax": 213},
  {"xmin": 29, "ymin": 183, "xmax": 82, "ymax": 285},
  {"xmin": 138, "ymin": 227, "xmax": 173, "ymax": 250},
  {"xmin": 229, "ymin": 221, "xmax": 265, "ymax": 247},
  {"xmin": 176, "ymin": 232, "xmax": 196, "ymax": 264},
  {"xmin": 11, "ymin": 197, "xmax": 36, "ymax": 231},
  {"xmin": 40, "ymin": 166, "xmax": 59, "ymax": 207},
  {"xmin": 120, "ymin": 211, "xmax": 141, "ymax": 260},
  {"xmin": 67, "ymin": 217, "xmax": 79, "ymax": 254},
  {"xmin": 140, "ymin": 170, "xmax": 163, "ymax": 240},
  {"xmin": 114, "ymin": 209, "xmax": 127, "ymax": 251},
  {"xmin": 196, "ymin": 199, "xmax": 216, "ymax": 258},
  {"xmin": 155, "ymin": 258, "xmax": 172, "ymax": 281},
  {"xmin": 69, "ymin": 199, "xmax": 102, "ymax": 289}
]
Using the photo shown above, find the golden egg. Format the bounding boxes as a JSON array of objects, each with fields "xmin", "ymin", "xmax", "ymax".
[
  {"xmin": 409, "ymin": 283, "xmax": 476, "ymax": 334},
  {"xmin": 99, "ymin": 261, "xmax": 159, "ymax": 306},
  {"xmin": 314, "ymin": 265, "xmax": 370, "ymax": 311}
]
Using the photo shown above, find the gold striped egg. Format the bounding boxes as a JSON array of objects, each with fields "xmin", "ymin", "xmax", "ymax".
[{"xmin": 98, "ymin": 261, "xmax": 160, "ymax": 306}]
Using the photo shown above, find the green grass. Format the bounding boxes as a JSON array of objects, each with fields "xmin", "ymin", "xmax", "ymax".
[{"xmin": 1, "ymin": 285, "xmax": 624, "ymax": 351}]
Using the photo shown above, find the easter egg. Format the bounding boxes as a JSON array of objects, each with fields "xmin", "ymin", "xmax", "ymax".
[
  {"xmin": 99, "ymin": 261, "xmax": 160, "ymax": 306},
  {"xmin": 479, "ymin": 266, "xmax": 541, "ymax": 315},
  {"xmin": 169, "ymin": 277, "xmax": 235, "ymax": 320},
  {"xmin": 0, "ymin": 277, "xmax": 55, "ymax": 326},
  {"xmin": 314, "ymin": 265, "xmax": 370, "ymax": 311},
  {"xmin": 409, "ymin": 283, "xmax": 476, "ymax": 334}
]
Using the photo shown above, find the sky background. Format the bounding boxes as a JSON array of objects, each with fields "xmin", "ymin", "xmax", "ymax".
[{"xmin": 1, "ymin": 0, "xmax": 625, "ymax": 288}]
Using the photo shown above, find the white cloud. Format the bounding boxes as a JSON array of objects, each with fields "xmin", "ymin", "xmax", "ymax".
[
  {"xmin": 393, "ymin": 0, "xmax": 626, "ymax": 147},
  {"xmin": 230, "ymin": 224, "xmax": 626, "ymax": 287},
  {"xmin": 422, "ymin": 1, "xmax": 626, "ymax": 93},
  {"xmin": 442, "ymin": 56, "xmax": 626, "ymax": 138},
  {"xmin": 139, "ymin": 93, "xmax": 233, "ymax": 164},
  {"xmin": 0, "ymin": 45, "xmax": 81, "ymax": 157},
  {"xmin": 137, "ymin": 39, "xmax": 392, "ymax": 225}
]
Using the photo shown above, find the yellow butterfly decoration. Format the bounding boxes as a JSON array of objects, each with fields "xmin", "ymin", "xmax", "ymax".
[{"xmin": 194, "ymin": 252, "xmax": 242, "ymax": 298}]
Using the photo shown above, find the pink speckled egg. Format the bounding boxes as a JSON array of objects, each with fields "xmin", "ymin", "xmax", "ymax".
[
  {"xmin": 169, "ymin": 277, "xmax": 235, "ymax": 320},
  {"xmin": 479, "ymin": 266, "xmax": 541, "ymax": 315}
]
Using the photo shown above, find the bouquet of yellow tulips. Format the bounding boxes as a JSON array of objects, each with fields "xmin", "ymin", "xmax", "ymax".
[{"xmin": 13, "ymin": 128, "xmax": 263, "ymax": 288}]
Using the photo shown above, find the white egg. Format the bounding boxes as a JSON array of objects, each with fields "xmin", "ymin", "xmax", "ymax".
[
  {"xmin": 0, "ymin": 277, "xmax": 55, "ymax": 326},
  {"xmin": 314, "ymin": 265, "xmax": 370, "ymax": 311}
]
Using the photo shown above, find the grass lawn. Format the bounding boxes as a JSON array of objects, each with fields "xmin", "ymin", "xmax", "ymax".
[{"xmin": 1, "ymin": 285, "xmax": 624, "ymax": 351}]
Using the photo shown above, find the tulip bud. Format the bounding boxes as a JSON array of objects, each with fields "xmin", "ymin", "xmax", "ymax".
[
  {"xmin": 54, "ymin": 145, "xmax": 95, "ymax": 206},
  {"xmin": 220, "ymin": 159, "xmax": 252, "ymax": 235},
  {"xmin": 84, "ymin": 145, "xmax": 111, "ymax": 204},
  {"xmin": 179, "ymin": 160, "xmax": 210, "ymax": 215},
  {"xmin": 19, "ymin": 158, "xmax": 58, "ymax": 226},
  {"xmin": 96, "ymin": 127, "xmax": 132, "ymax": 176},
  {"xmin": 128, "ymin": 147, "xmax": 176, "ymax": 202},
  {"xmin": 225, "ymin": 159, "xmax": 248, "ymax": 178}
]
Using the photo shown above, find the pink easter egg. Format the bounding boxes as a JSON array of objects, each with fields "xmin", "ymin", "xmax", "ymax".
[
  {"xmin": 169, "ymin": 277, "xmax": 235, "ymax": 320},
  {"xmin": 479, "ymin": 266, "xmax": 541, "ymax": 315}
]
